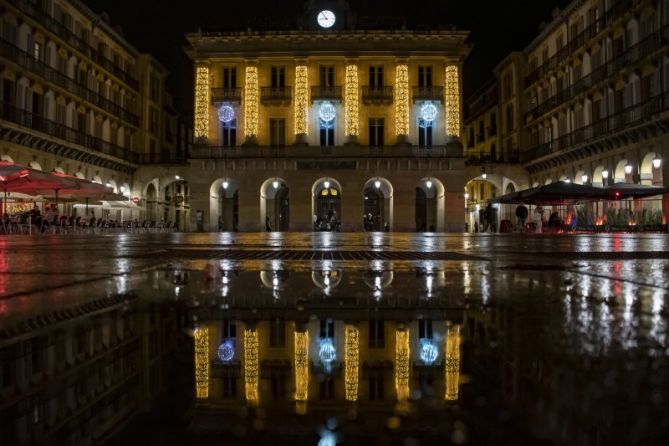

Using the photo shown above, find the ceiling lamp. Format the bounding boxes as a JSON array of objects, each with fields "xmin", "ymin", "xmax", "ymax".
[
  {"xmin": 653, "ymin": 156, "xmax": 662, "ymax": 169},
  {"xmin": 624, "ymin": 163, "xmax": 633, "ymax": 175},
  {"xmin": 426, "ymin": 179, "xmax": 433, "ymax": 189},
  {"xmin": 272, "ymin": 179, "xmax": 280, "ymax": 189},
  {"xmin": 222, "ymin": 180, "xmax": 229, "ymax": 190},
  {"xmin": 324, "ymin": 179, "xmax": 331, "ymax": 189},
  {"xmin": 374, "ymin": 179, "xmax": 381, "ymax": 189},
  {"xmin": 602, "ymin": 170, "xmax": 609, "ymax": 179},
  {"xmin": 581, "ymin": 174, "xmax": 588, "ymax": 183}
]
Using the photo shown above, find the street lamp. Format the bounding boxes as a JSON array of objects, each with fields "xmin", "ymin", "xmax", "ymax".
[
  {"xmin": 374, "ymin": 179, "xmax": 381, "ymax": 189},
  {"xmin": 272, "ymin": 179, "xmax": 280, "ymax": 189},
  {"xmin": 581, "ymin": 174, "xmax": 588, "ymax": 184},
  {"xmin": 175, "ymin": 175, "xmax": 180, "ymax": 180},
  {"xmin": 324, "ymin": 180, "xmax": 331, "ymax": 189},
  {"xmin": 481, "ymin": 173, "xmax": 488, "ymax": 180},
  {"xmin": 602, "ymin": 170, "xmax": 609, "ymax": 180},
  {"xmin": 624, "ymin": 163, "xmax": 633, "ymax": 175},
  {"xmin": 222, "ymin": 180, "xmax": 229, "ymax": 190},
  {"xmin": 426, "ymin": 179, "xmax": 433, "ymax": 189},
  {"xmin": 653, "ymin": 156, "xmax": 662, "ymax": 169}
]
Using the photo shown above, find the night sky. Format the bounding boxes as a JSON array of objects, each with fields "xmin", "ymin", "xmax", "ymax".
[{"xmin": 81, "ymin": 0, "xmax": 570, "ymax": 116}]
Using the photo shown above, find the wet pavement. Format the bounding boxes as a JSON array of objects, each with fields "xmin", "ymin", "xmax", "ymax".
[{"xmin": 1, "ymin": 233, "xmax": 669, "ymax": 445}]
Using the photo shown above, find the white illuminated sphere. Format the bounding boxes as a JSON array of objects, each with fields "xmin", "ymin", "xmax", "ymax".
[
  {"xmin": 420, "ymin": 102, "xmax": 438, "ymax": 123},
  {"xmin": 317, "ymin": 10, "xmax": 336, "ymax": 28},
  {"xmin": 319, "ymin": 338, "xmax": 336, "ymax": 364},
  {"xmin": 217, "ymin": 104, "xmax": 235, "ymax": 123},
  {"xmin": 420, "ymin": 340, "xmax": 438, "ymax": 364},
  {"xmin": 319, "ymin": 102, "xmax": 336, "ymax": 122},
  {"xmin": 218, "ymin": 339, "xmax": 235, "ymax": 362}
]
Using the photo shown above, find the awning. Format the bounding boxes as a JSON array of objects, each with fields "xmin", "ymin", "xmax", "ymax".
[
  {"xmin": 603, "ymin": 184, "xmax": 669, "ymax": 199},
  {"xmin": 1, "ymin": 161, "xmax": 79, "ymax": 213},
  {"xmin": 493, "ymin": 182, "xmax": 607, "ymax": 205}
]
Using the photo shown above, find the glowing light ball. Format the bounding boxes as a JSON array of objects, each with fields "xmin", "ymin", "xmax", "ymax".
[
  {"xmin": 420, "ymin": 339, "xmax": 438, "ymax": 364},
  {"xmin": 319, "ymin": 338, "xmax": 336, "ymax": 364},
  {"xmin": 319, "ymin": 102, "xmax": 336, "ymax": 122},
  {"xmin": 217, "ymin": 104, "xmax": 235, "ymax": 123},
  {"xmin": 420, "ymin": 102, "xmax": 438, "ymax": 123},
  {"xmin": 218, "ymin": 339, "xmax": 235, "ymax": 362}
]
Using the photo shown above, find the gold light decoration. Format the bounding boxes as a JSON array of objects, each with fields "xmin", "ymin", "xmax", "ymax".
[
  {"xmin": 294, "ymin": 65, "xmax": 309, "ymax": 135},
  {"xmin": 395, "ymin": 329, "xmax": 410, "ymax": 401},
  {"xmin": 344, "ymin": 64, "xmax": 359, "ymax": 137},
  {"xmin": 394, "ymin": 64, "xmax": 409, "ymax": 136},
  {"xmin": 444, "ymin": 324, "xmax": 461, "ymax": 401},
  {"xmin": 244, "ymin": 328, "xmax": 259, "ymax": 403},
  {"xmin": 344, "ymin": 325, "xmax": 359, "ymax": 402},
  {"xmin": 244, "ymin": 66, "xmax": 259, "ymax": 138},
  {"xmin": 194, "ymin": 326, "xmax": 209, "ymax": 399},
  {"xmin": 445, "ymin": 65, "xmax": 461, "ymax": 137},
  {"xmin": 194, "ymin": 65, "xmax": 210, "ymax": 139},
  {"xmin": 294, "ymin": 331, "xmax": 309, "ymax": 401}
]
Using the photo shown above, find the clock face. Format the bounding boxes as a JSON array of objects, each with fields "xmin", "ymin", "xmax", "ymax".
[{"xmin": 317, "ymin": 10, "xmax": 336, "ymax": 28}]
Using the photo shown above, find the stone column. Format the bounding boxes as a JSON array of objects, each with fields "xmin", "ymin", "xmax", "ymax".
[{"xmin": 444, "ymin": 191, "xmax": 465, "ymax": 232}]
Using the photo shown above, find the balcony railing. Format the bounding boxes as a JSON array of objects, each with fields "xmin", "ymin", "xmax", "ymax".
[
  {"xmin": 0, "ymin": 38, "xmax": 139, "ymax": 127},
  {"xmin": 190, "ymin": 144, "xmax": 462, "ymax": 160},
  {"xmin": 521, "ymin": 92, "xmax": 668, "ymax": 163},
  {"xmin": 310, "ymin": 85, "xmax": 343, "ymax": 102},
  {"xmin": 260, "ymin": 87, "xmax": 292, "ymax": 105},
  {"xmin": 211, "ymin": 87, "xmax": 242, "ymax": 103},
  {"xmin": 13, "ymin": 0, "xmax": 139, "ymax": 90},
  {"xmin": 0, "ymin": 102, "xmax": 139, "ymax": 164},
  {"xmin": 412, "ymin": 86, "xmax": 444, "ymax": 102},
  {"xmin": 524, "ymin": 26, "xmax": 668, "ymax": 121},
  {"xmin": 362, "ymin": 86, "xmax": 393, "ymax": 105}
]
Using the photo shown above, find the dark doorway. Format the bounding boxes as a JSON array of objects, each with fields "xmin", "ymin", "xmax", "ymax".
[
  {"xmin": 364, "ymin": 188, "xmax": 384, "ymax": 231},
  {"xmin": 274, "ymin": 185, "xmax": 290, "ymax": 231},
  {"xmin": 415, "ymin": 187, "xmax": 427, "ymax": 232}
]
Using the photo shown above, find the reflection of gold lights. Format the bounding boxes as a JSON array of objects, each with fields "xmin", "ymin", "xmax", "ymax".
[
  {"xmin": 244, "ymin": 328, "xmax": 259, "ymax": 403},
  {"xmin": 194, "ymin": 327, "xmax": 209, "ymax": 399},
  {"xmin": 395, "ymin": 64, "xmax": 409, "ymax": 136},
  {"xmin": 194, "ymin": 65, "xmax": 210, "ymax": 139},
  {"xmin": 395, "ymin": 329, "xmax": 410, "ymax": 401},
  {"xmin": 345, "ymin": 64, "xmax": 359, "ymax": 136},
  {"xmin": 294, "ymin": 331, "xmax": 309, "ymax": 401},
  {"xmin": 244, "ymin": 66, "xmax": 259, "ymax": 138},
  {"xmin": 445, "ymin": 324, "xmax": 461, "ymax": 401},
  {"xmin": 445, "ymin": 66, "xmax": 461, "ymax": 137},
  {"xmin": 344, "ymin": 325, "xmax": 359, "ymax": 402},
  {"xmin": 294, "ymin": 65, "xmax": 309, "ymax": 135}
]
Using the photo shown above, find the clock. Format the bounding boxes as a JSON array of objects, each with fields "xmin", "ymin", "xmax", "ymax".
[{"xmin": 317, "ymin": 10, "xmax": 336, "ymax": 28}]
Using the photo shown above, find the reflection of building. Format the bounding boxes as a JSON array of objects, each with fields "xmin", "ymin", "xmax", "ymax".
[
  {"xmin": 137, "ymin": 2, "xmax": 471, "ymax": 232},
  {"xmin": 0, "ymin": 296, "xmax": 177, "ymax": 444}
]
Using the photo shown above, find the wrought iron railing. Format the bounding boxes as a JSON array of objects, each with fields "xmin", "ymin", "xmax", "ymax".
[
  {"xmin": 310, "ymin": 85, "xmax": 343, "ymax": 101},
  {"xmin": 211, "ymin": 87, "xmax": 242, "ymax": 103},
  {"xmin": 362, "ymin": 86, "xmax": 393, "ymax": 104}
]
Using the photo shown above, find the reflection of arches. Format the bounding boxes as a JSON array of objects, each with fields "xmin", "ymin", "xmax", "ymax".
[
  {"xmin": 415, "ymin": 177, "xmax": 445, "ymax": 232},
  {"xmin": 29, "ymin": 161, "xmax": 42, "ymax": 171},
  {"xmin": 363, "ymin": 178, "xmax": 393, "ymax": 231},
  {"xmin": 260, "ymin": 178, "xmax": 289, "ymax": 231},
  {"xmin": 614, "ymin": 159, "xmax": 630, "ymax": 183},
  {"xmin": 640, "ymin": 152, "xmax": 662, "ymax": 186},
  {"xmin": 363, "ymin": 269, "xmax": 394, "ymax": 299},
  {"xmin": 52, "ymin": 167, "xmax": 65, "ymax": 174},
  {"xmin": 0, "ymin": 155, "xmax": 14, "ymax": 163},
  {"xmin": 92, "ymin": 175, "xmax": 102, "ymax": 184},
  {"xmin": 106, "ymin": 179, "xmax": 117, "ymax": 192},
  {"xmin": 558, "ymin": 175, "xmax": 570, "ymax": 183},
  {"xmin": 75, "ymin": 172, "xmax": 85, "ymax": 179},
  {"xmin": 210, "ymin": 178, "xmax": 239, "ymax": 231},
  {"xmin": 544, "ymin": 178, "xmax": 552, "ymax": 185},
  {"xmin": 260, "ymin": 270, "xmax": 289, "ymax": 289},
  {"xmin": 311, "ymin": 269, "xmax": 343, "ymax": 290},
  {"xmin": 312, "ymin": 177, "xmax": 342, "ymax": 229}
]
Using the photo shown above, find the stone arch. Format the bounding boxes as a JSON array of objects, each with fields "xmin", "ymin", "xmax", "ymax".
[
  {"xmin": 363, "ymin": 177, "xmax": 393, "ymax": 231},
  {"xmin": 1, "ymin": 154, "xmax": 14, "ymax": 163},
  {"xmin": 640, "ymin": 152, "xmax": 662, "ymax": 186},
  {"xmin": 75, "ymin": 171, "xmax": 85, "ymax": 179},
  {"xmin": 544, "ymin": 178, "xmax": 553, "ymax": 185},
  {"xmin": 574, "ymin": 169, "xmax": 587, "ymax": 185},
  {"xmin": 260, "ymin": 177, "xmax": 290, "ymax": 231},
  {"xmin": 614, "ymin": 159, "xmax": 631, "ymax": 183},
  {"xmin": 592, "ymin": 165, "xmax": 606, "ymax": 187},
  {"xmin": 312, "ymin": 177, "xmax": 343, "ymax": 231},
  {"xmin": 210, "ymin": 178, "xmax": 239, "ymax": 232},
  {"xmin": 415, "ymin": 177, "xmax": 445, "ymax": 232}
]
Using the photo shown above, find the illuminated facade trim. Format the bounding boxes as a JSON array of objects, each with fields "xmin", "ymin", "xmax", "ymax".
[
  {"xmin": 244, "ymin": 328, "xmax": 259, "ymax": 403},
  {"xmin": 194, "ymin": 65, "xmax": 210, "ymax": 139},
  {"xmin": 294, "ymin": 65, "xmax": 309, "ymax": 135},
  {"xmin": 294, "ymin": 331, "xmax": 309, "ymax": 401},
  {"xmin": 445, "ymin": 65, "xmax": 461, "ymax": 137},
  {"xmin": 395, "ymin": 64, "xmax": 410, "ymax": 136},
  {"xmin": 395, "ymin": 329, "xmax": 410, "ymax": 401},
  {"xmin": 344, "ymin": 325, "xmax": 359, "ymax": 402},
  {"xmin": 445, "ymin": 324, "xmax": 461, "ymax": 401},
  {"xmin": 244, "ymin": 66, "xmax": 259, "ymax": 138},
  {"xmin": 344, "ymin": 64, "xmax": 359, "ymax": 137},
  {"xmin": 194, "ymin": 326, "xmax": 209, "ymax": 399}
]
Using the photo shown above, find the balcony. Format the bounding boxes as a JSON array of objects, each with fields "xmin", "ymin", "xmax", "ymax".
[
  {"xmin": 0, "ymin": 102, "xmax": 139, "ymax": 164},
  {"xmin": 13, "ymin": 0, "xmax": 139, "ymax": 90},
  {"xmin": 0, "ymin": 38, "xmax": 139, "ymax": 127},
  {"xmin": 211, "ymin": 87, "xmax": 241, "ymax": 104},
  {"xmin": 260, "ymin": 87, "xmax": 292, "ymax": 105},
  {"xmin": 412, "ymin": 86, "xmax": 444, "ymax": 103},
  {"xmin": 310, "ymin": 86, "xmax": 343, "ymax": 102},
  {"xmin": 362, "ymin": 86, "xmax": 393, "ymax": 105}
]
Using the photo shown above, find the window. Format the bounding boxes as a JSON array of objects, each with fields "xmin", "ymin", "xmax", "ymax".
[
  {"xmin": 271, "ymin": 66, "xmax": 285, "ymax": 87},
  {"xmin": 368, "ymin": 373, "xmax": 384, "ymax": 400},
  {"xmin": 270, "ymin": 372, "xmax": 287, "ymax": 400},
  {"xmin": 269, "ymin": 319, "xmax": 285, "ymax": 347},
  {"xmin": 319, "ymin": 65, "xmax": 334, "ymax": 86},
  {"xmin": 541, "ymin": 47, "xmax": 549, "ymax": 64},
  {"xmin": 221, "ymin": 376, "xmax": 237, "ymax": 399},
  {"xmin": 555, "ymin": 33, "xmax": 564, "ymax": 50},
  {"xmin": 222, "ymin": 320, "xmax": 236, "ymax": 339},
  {"xmin": 150, "ymin": 74, "xmax": 160, "ymax": 102},
  {"xmin": 418, "ymin": 319, "xmax": 433, "ymax": 339},
  {"xmin": 319, "ymin": 376, "xmax": 335, "ymax": 400},
  {"xmin": 319, "ymin": 319, "xmax": 335, "ymax": 339},
  {"xmin": 368, "ymin": 118, "xmax": 384, "ymax": 146},
  {"xmin": 319, "ymin": 116, "xmax": 335, "ymax": 147},
  {"xmin": 269, "ymin": 118, "xmax": 285, "ymax": 147},
  {"xmin": 368, "ymin": 320, "xmax": 384, "ymax": 348},
  {"xmin": 223, "ymin": 67, "xmax": 237, "ymax": 88},
  {"xmin": 369, "ymin": 66, "xmax": 383, "ymax": 86},
  {"xmin": 221, "ymin": 119, "xmax": 236, "ymax": 147},
  {"xmin": 33, "ymin": 42, "xmax": 41, "ymax": 60},
  {"xmin": 418, "ymin": 118, "xmax": 433, "ymax": 147},
  {"xmin": 149, "ymin": 107, "xmax": 159, "ymax": 135},
  {"xmin": 505, "ymin": 104, "xmax": 514, "ymax": 132},
  {"xmin": 489, "ymin": 112, "xmax": 497, "ymax": 136},
  {"xmin": 417, "ymin": 66, "xmax": 432, "ymax": 87}
]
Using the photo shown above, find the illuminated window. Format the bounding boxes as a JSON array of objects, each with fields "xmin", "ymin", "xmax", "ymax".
[
  {"xmin": 221, "ymin": 118, "xmax": 236, "ymax": 147},
  {"xmin": 319, "ymin": 117, "xmax": 335, "ymax": 146},
  {"xmin": 418, "ymin": 118, "xmax": 433, "ymax": 148}
]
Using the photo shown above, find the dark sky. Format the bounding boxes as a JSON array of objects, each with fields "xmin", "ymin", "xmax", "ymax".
[{"xmin": 81, "ymin": 0, "xmax": 570, "ymax": 115}]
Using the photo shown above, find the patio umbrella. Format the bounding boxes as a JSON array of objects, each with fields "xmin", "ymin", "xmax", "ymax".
[
  {"xmin": 0, "ymin": 161, "xmax": 78, "ymax": 213},
  {"xmin": 493, "ymin": 182, "xmax": 606, "ymax": 205}
]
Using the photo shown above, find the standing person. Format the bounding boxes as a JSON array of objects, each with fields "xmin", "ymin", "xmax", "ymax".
[
  {"xmin": 535, "ymin": 205, "xmax": 544, "ymax": 233},
  {"xmin": 515, "ymin": 203, "xmax": 528, "ymax": 232},
  {"xmin": 265, "ymin": 216, "xmax": 272, "ymax": 232}
]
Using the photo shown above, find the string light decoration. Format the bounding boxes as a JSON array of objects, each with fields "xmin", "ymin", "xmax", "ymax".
[
  {"xmin": 244, "ymin": 328, "xmax": 259, "ymax": 403},
  {"xmin": 395, "ymin": 329, "xmax": 410, "ymax": 401},
  {"xmin": 194, "ymin": 66, "xmax": 210, "ymax": 139},
  {"xmin": 445, "ymin": 65, "xmax": 461, "ymax": 137},
  {"xmin": 294, "ymin": 331, "xmax": 309, "ymax": 402},
  {"xmin": 344, "ymin": 64, "xmax": 359, "ymax": 136},
  {"xmin": 344, "ymin": 325, "xmax": 359, "ymax": 402},
  {"xmin": 244, "ymin": 66, "xmax": 259, "ymax": 138},
  {"xmin": 294, "ymin": 65, "xmax": 309, "ymax": 135},
  {"xmin": 395, "ymin": 64, "xmax": 409, "ymax": 136},
  {"xmin": 194, "ymin": 327, "xmax": 210, "ymax": 399},
  {"xmin": 444, "ymin": 325, "xmax": 461, "ymax": 401}
]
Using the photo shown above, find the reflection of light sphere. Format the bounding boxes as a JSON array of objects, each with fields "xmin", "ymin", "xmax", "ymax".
[
  {"xmin": 218, "ymin": 339, "xmax": 235, "ymax": 362},
  {"xmin": 319, "ymin": 102, "xmax": 336, "ymax": 122},
  {"xmin": 420, "ymin": 102, "xmax": 438, "ymax": 122},
  {"xmin": 318, "ymin": 431, "xmax": 336, "ymax": 446},
  {"xmin": 420, "ymin": 340, "xmax": 438, "ymax": 364},
  {"xmin": 319, "ymin": 338, "xmax": 336, "ymax": 363},
  {"xmin": 218, "ymin": 105, "xmax": 235, "ymax": 123}
]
